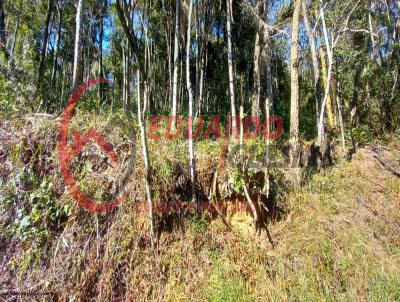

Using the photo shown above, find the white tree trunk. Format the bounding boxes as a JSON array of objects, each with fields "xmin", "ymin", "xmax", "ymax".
[
  {"xmin": 72, "ymin": 0, "xmax": 83, "ymax": 90},
  {"xmin": 186, "ymin": 0, "xmax": 196, "ymax": 202},
  {"xmin": 226, "ymin": 0, "xmax": 237, "ymax": 137},
  {"xmin": 137, "ymin": 70, "xmax": 155, "ymax": 247},
  {"xmin": 198, "ymin": 51, "xmax": 205, "ymax": 115},
  {"xmin": 264, "ymin": 46, "xmax": 273, "ymax": 197},
  {"xmin": 302, "ymin": 0, "xmax": 321, "ymax": 127},
  {"xmin": 261, "ymin": 0, "xmax": 273, "ymax": 196},
  {"xmin": 171, "ymin": 0, "xmax": 180, "ymax": 130},
  {"xmin": 122, "ymin": 43, "xmax": 126, "ymax": 107},
  {"xmin": 317, "ymin": 6, "xmax": 333, "ymax": 146}
]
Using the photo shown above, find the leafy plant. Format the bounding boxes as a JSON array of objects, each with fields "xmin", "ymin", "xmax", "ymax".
[
  {"xmin": 3, "ymin": 169, "xmax": 71, "ymax": 243},
  {"xmin": 232, "ymin": 171, "xmax": 245, "ymax": 192}
]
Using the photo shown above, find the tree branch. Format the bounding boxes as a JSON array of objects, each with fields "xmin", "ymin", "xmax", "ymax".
[{"xmin": 115, "ymin": 0, "xmax": 145, "ymax": 79}]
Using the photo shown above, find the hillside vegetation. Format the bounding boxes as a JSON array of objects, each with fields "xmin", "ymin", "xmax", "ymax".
[
  {"xmin": 1, "ymin": 0, "xmax": 400, "ymax": 300},
  {"xmin": 1, "ymin": 117, "xmax": 399, "ymax": 300}
]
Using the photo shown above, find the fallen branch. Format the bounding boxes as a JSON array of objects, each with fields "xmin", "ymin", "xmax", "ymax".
[
  {"xmin": 372, "ymin": 147, "xmax": 400, "ymax": 177},
  {"xmin": 243, "ymin": 183, "xmax": 258, "ymax": 227}
]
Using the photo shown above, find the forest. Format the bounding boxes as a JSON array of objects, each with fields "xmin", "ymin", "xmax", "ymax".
[{"xmin": 0, "ymin": 0, "xmax": 400, "ymax": 300}]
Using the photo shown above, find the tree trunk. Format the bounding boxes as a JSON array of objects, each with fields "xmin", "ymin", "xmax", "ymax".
[
  {"xmin": 72, "ymin": 0, "xmax": 83, "ymax": 90},
  {"xmin": 385, "ymin": 69, "xmax": 399, "ymax": 131},
  {"xmin": 336, "ymin": 75, "xmax": 346, "ymax": 153},
  {"xmin": 45, "ymin": 11, "xmax": 54, "ymax": 58},
  {"xmin": 137, "ymin": 70, "xmax": 156, "ymax": 248},
  {"xmin": 198, "ymin": 29, "xmax": 206, "ymax": 116},
  {"xmin": 111, "ymin": 72, "xmax": 115, "ymax": 111},
  {"xmin": 195, "ymin": 0, "xmax": 199, "ymax": 115},
  {"xmin": 98, "ymin": 0, "xmax": 107, "ymax": 103},
  {"xmin": 38, "ymin": 0, "xmax": 54, "ymax": 84},
  {"xmin": 198, "ymin": 51, "xmax": 205, "ymax": 115},
  {"xmin": 263, "ymin": 48, "xmax": 273, "ymax": 119},
  {"xmin": 251, "ymin": 0, "xmax": 265, "ymax": 117},
  {"xmin": 166, "ymin": 9, "xmax": 173, "ymax": 111},
  {"xmin": 368, "ymin": 10, "xmax": 383, "ymax": 66},
  {"xmin": 263, "ymin": 32, "xmax": 273, "ymax": 197},
  {"xmin": 142, "ymin": 4, "xmax": 152, "ymax": 116},
  {"xmin": 198, "ymin": 4, "xmax": 207, "ymax": 116},
  {"xmin": 240, "ymin": 104, "xmax": 259, "ymax": 227},
  {"xmin": 226, "ymin": 0, "xmax": 238, "ymax": 137},
  {"xmin": 186, "ymin": 0, "xmax": 196, "ymax": 202},
  {"xmin": 51, "ymin": 5, "xmax": 62, "ymax": 87},
  {"xmin": 289, "ymin": 0, "xmax": 301, "ymax": 168},
  {"xmin": 9, "ymin": 17, "xmax": 18, "ymax": 60},
  {"xmin": 302, "ymin": 0, "xmax": 322, "ymax": 128},
  {"xmin": 122, "ymin": 42, "xmax": 126, "ymax": 109},
  {"xmin": 171, "ymin": 0, "xmax": 180, "ymax": 130},
  {"xmin": 0, "ymin": 0, "xmax": 9, "ymax": 59},
  {"xmin": 9, "ymin": 0, "xmax": 22, "ymax": 60},
  {"xmin": 60, "ymin": 60, "xmax": 65, "ymax": 108},
  {"xmin": 319, "ymin": 46, "xmax": 336, "ymax": 131},
  {"xmin": 350, "ymin": 65, "xmax": 362, "ymax": 131},
  {"xmin": 115, "ymin": 0, "xmax": 156, "ymax": 246},
  {"xmin": 122, "ymin": 41, "xmax": 131, "ymax": 112},
  {"xmin": 317, "ymin": 6, "xmax": 335, "ymax": 146},
  {"xmin": 251, "ymin": 31, "xmax": 262, "ymax": 117}
]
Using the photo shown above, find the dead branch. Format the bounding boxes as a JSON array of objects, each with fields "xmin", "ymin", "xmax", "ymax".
[{"xmin": 372, "ymin": 147, "xmax": 400, "ymax": 177}]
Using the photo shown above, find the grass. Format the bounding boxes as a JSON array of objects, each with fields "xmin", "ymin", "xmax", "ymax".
[{"xmin": 166, "ymin": 148, "xmax": 399, "ymax": 301}]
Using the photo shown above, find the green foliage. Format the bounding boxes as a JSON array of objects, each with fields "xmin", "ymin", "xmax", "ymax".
[
  {"xmin": 232, "ymin": 171, "xmax": 245, "ymax": 192},
  {"xmin": 190, "ymin": 215, "xmax": 209, "ymax": 234},
  {"xmin": 1, "ymin": 168, "xmax": 70, "ymax": 244},
  {"xmin": 205, "ymin": 269, "xmax": 251, "ymax": 302},
  {"xmin": 346, "ymin": 125, "xmax": 371, "ymax": 145}
]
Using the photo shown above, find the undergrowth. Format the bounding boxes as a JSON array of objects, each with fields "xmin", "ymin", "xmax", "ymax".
[{"xmin": 0, "ymin": 115, "xmax": 399, "ymax": 301}]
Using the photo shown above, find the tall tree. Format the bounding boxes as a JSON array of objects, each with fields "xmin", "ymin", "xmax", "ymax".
[
  {"xmin": 186, "ymin": 0, "xmax": 196, "ymax": 202},
  {"xmin": 302, "ymin": 0, "xmax": 322, "ymax": 126},
  {"xmin": 9, "ymin": 0, "xmax": 22, "ymax": 60},
  {"xmin": 171, "ymin": 0, "xmax": 180, "ymax": 130},
  {"xmin": 98, "ymin": 0, "xmax": 107, "ymax": 102},
  {"xmin": 226, "ymin": 0, "xmax": 238, "ymax": 137},
  {"xmin": 319, "ymin": 44, "xmax": 336, "ymax": 131},
  {"xmin": 38, "ymin": 0, "xmax": 54, "ymax": 84},
  {"xmin": 289, "ymin": 0, "xmax": 302, "ymax": 168},
  {"xmin": 72, "ymin": 0, "xmax": 83, "ymax": 90},
  {"xmin": 251, "ymin": 0, "xmax": 264, "ymax": 117},
  {"xmin": 317, "ymin": 1, "xmax": 359, "ymax": 146},
  {"xmin": 261, "ymin": 0, "xmax": 274, "ymax": 197},
  {"xmin": 122, "ymin": 40, "xmax": 132, "ymax": 112},
  {"xmin": 115, "ymin": 0, "xmax": 156, "ymax": 246}
]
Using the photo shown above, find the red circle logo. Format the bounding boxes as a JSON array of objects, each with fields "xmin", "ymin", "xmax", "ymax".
[{"xmin": 58, "ymin": 78, "xmax": 131, "ymax": 213}]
